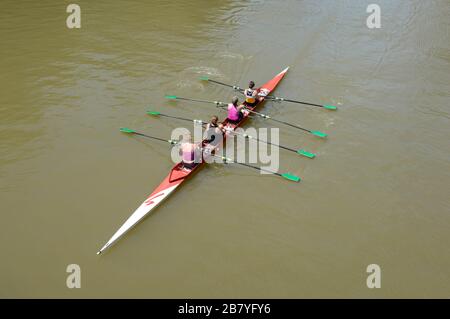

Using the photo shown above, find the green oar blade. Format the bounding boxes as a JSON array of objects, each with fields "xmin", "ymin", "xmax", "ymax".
[
  {"xmin": 147, "ymin": 111, "xmax": 161, "ymax": 116},
  {"xmin": 297, "ymin": 149, "xmax": 316, "ymax": 159},
  {"xmin": 280, "ymin": 173, "xmax": 301, "ymax": 182},
  {"xmin": 311, "ymin": 130, "xmax": 328, "ymax": 138},
  {"xmin": 199, "ymin": 76, "xmax": 209, "ymax": 81},
  {"xmin": 324, "ymin": 104, "xmax": 337, "ymax": 110},
  {"xmin": 120, "ymin": 127, "xmax": 135, "ymax": 134},
  {"xmin": 165, "ymin": 95, "xmax": 178, "ymax": 99}
]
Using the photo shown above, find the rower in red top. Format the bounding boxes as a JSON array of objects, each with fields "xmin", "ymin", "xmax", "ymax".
[
  {"xmin": 180, "ymin": 133, "xmax": 200, "ymax": 170},
  {"xmin": 243, "ymin": 81, "xmax": 260, "ymax": 107},
  {"xmin": 226, "ymin": 96, "xmax": 247, "ymax": 125}
]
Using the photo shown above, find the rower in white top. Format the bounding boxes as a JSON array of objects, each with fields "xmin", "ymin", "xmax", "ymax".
[{"xmin": 243, "ymin": 81, "xmax": 263, "ymax": 107}]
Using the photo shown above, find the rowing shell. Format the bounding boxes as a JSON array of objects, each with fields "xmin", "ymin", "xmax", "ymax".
[{"xmin": 97, "ymin": 67, "xmax": 289, "ymax": 254}]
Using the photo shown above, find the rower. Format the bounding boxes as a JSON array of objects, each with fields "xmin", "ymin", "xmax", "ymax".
[
  {"xmin": 243, "ymin": 81, "xmax": 259, "ymax": 107},
  {"xmin": 226, "ymin": 96, "xmax": 247, "ymax": 124},
  {"xmin": 180, "ymin": 133, "xmax": 200, "ymax": 170},
  {"xmin": 205, "ymin": 115, "xmax": 224, "ymax": 144},
  {"xmin": 202, "ymin": 115, "xmax": 224, "ymax": 157}
]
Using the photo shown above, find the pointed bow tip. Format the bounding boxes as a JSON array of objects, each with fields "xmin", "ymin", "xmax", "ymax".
[
  {"xmin": 280, "ymin": 66, "xmax": 290, "ymax": 74},
  {"xmin": 96, "ymin": 251, "xmax": 102, "ymax": 255}
]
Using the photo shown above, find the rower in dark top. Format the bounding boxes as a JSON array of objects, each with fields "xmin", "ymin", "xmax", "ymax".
[
  {"xmin": 203, "ymin": 115, "xmax": 224, "ymax": 157},
  {"xmin": 205, "ymin": 116, "xmax": 223, "ymax": 141}
]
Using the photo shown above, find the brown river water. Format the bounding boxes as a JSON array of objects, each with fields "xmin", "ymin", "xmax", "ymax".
[{"xmin": 1, "ymin": 0, "xmax": 449, "ymax": 298}]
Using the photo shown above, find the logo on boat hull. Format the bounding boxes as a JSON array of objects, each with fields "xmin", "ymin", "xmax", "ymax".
[
  {"xmin": 144, "ymin": 192, "xmax": 165, "ymax": 206},
  {"xmin": 142, "ymin": 184, "xmax": 179, "ymax": 207}
]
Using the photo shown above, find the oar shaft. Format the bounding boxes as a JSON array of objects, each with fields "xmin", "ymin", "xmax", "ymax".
[
  {"xmin": 243, "ymin": 108, "xmax": 310, "ymax": 133},
  {"xmin": 122, "ymin": 128, "xmax": 300, "ymax": 182},
  {"xmin": 269, "ymin": 118, "xmax": 310, "ymax": 133},
  {"xmin": 208, "ymin": 79, "xmax": 244, "ymax": 92},
  {"xmin": 166, "ymin": 95, "xmax": 226, "ymax": 106},
  {"xmin": 149, "ymin": 113, "xmax": 313, "ymax": 157},
  {"xmin": 151, "ymin": 112, "xmax": 304, "ymax": 155},
  {"xmin": 266, "ymin": 95, "xmax": 337, "ymax": 109},
  {"xmin": 158, "ymin": 113, "xmax": 206, "ymax": 125},
  {"xmin": 227, "ymin": 129, "xmax": 296, "ymax": 153},
  {"xmin": 241, "ymin": 134, "xmax": 314, "ymax": 159},
  {"xmin": 178, "ymin": 97, "xmax": 211, "ymax": 104},
  {"xmin": 285, "ymin": 99, "xmax": 321, "ymax": 108},
  {"xmin": 120, "ymin": 127, "xmax": 178, "ymax": 145},
  {"xmin": 167, "ymin": 95, "xmax": 326, "ymax": 137},
  {"xmin": 237, "ymin": 161, "xmax": 277, "ymax": 175},
  {"xmin": 215, "ymin": 155, "xmax": 279, "ymax": 176},
  {"xmin": 201, "ymin": 77, "xmax": 336, "ymax": 110},
  {"xmin": 133, "ymin": 132, "xmax": 172, "ymax": 143}
]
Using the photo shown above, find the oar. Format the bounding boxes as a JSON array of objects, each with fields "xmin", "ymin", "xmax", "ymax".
[
  {"xmin": 165, "ymin": 95, "xmax": 226, "ymax": 106},
  {"xmin": 146, "ymin": 111, "xmax": 206, "ymax": 126},
  {"xmin": 119, "ymin": 127, "xmax": 179, "ymax": 145},
  {"xmin": 164, "ymin": 95, "xmax": 327, "ymax": 138},
  {"xmin": 212, "ymin": 155, "xmax": 301, "ymax": 182},
  {"xmin": 147, "ymin": 111, "xmax": 316, "ymax": 158},
  {"xmin": 199, "ymin": 76, "xmax": 244, "ymax": 92},
  {"xmin": 241, "ymin": 108, "xmax": 328, "ymax": 138},
  {"xmin": 264, "ymin": 95, "xmax": 337, "ymax": 110},
  {"xmin": 223, "ymin": 127, "xmax": 315, "ymax": 159},
  {"xmin": 200, "ymin": 77, "xmax": 337, "ymax": 110},
  {"xmin": 120, "ymin": 127, "xmax": 300, "ymax": 182}
]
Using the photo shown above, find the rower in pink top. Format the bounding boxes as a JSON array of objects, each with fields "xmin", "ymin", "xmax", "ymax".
[
  {"xmin": 180, "ymin": 133, "xmax": 200, "ymax": 169},
  {"xmin": 226, "ymin": 96, "xmax": 247, "ymax": 124}
]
